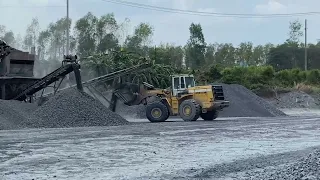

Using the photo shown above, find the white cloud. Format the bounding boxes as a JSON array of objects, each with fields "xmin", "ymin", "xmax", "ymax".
[
  {"xmin": 254, "ymin": 0, "xmax": 287, "ymax": 14},
  {"xmin": 171, "ymin": 0, "xmax": 196, "ymax": 10}
]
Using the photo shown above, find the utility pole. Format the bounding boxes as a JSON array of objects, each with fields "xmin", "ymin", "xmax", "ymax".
[
  {"xmin": 66, "ymin": 0, "xmax": 70, "ymax": 87},
  {"xmin": 154, "ymin": 45, "xmax": 156, "ymax": 62},
  {"xmin": 66, "ymin": 0, "xmax": 69, "ymax": 55},
  {"xmin": 304, "ymin": 19, "xmax": 307, "ymax": 71}
]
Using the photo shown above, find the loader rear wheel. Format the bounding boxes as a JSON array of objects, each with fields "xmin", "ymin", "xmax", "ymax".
[
  {"xmin": 146, "ymin": 101, "xmax": 169, "ymax": 123},
  {"xmin": 201, "ymin": 110, "xmax": 219, "ymax": 121},
  {"xmin": 179, "ymin": 99, "xmax": 201, "ymax": 121}
]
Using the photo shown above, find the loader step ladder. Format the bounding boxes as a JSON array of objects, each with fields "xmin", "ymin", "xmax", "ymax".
[{"xmin": 212, "ymin": 85, "xmax": 225, "ymax": 100}]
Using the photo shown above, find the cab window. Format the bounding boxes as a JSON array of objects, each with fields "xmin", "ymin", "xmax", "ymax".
[
  {"xmin": 185, "ymin": 77, "xmax": 195, "ymax": 88},
  {"xmin": 173, "ymin": 77, "xmax": 179, "ymax": 89},
  {"xmin": 180, "ymin": 77, "xmax": 185, "ymax": 88}
]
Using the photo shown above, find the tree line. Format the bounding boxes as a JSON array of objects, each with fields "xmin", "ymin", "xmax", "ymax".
[{"xmin": 1, "ymin": 12, "xmax": 319, "ymax": 91}]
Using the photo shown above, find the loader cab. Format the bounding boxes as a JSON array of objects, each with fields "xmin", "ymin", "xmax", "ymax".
[{"xmin": 171, "ymin": 74, "xmax": 195, "ymax": 96}]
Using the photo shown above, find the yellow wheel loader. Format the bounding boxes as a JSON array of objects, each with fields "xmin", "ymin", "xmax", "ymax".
[{"xmin": 113, "ymin": 74, "xmax": 229, "ymax": 122}]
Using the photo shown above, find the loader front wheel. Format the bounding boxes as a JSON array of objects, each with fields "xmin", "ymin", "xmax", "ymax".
[
  {"xmin": 179, "ymin": 99, "xmax": 201, "ymax": 121},
  {"xmin": 146, "ymin": 101, "xmax": 169, "ymax": 123},
  {"xmin": 200, "ymin": 110, "xmax": 219, "ymax": 121}
]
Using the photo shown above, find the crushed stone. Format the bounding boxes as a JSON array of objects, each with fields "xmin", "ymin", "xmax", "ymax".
[
  {"xmin": 266, "ymin": 90, "xmax": 320, "ymax": 109},
  {"xmin": 0, "ymin": 88, "xmax": 129, "ymax": 130},
  {"xmin": 219, "ymin": 84, "xmax": 286, "ymax": 117},
  {"xmin": 115, "ymin": 101, "xmax": 146, "ymax": 119},
  {"xmin": 29, "ymin": 88, "xmax": 129, "ymax": 128},
  {"xmin": 0, "ymin": 100, "xmax": 38, "ymax": 130},
  {"xmin": 240, "ymin": 149, "xmax": 320, "ymax": 180}
]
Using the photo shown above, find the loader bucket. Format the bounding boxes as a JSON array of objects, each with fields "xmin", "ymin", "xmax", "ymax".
[{"xmin": 113, "ymin": 82, "xmax": 143, "ymax": 106}]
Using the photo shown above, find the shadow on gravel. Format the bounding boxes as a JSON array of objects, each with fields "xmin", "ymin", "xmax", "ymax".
[{"xmin": 173, "ymin": 146, "xmax": 320, "ymax": 179}]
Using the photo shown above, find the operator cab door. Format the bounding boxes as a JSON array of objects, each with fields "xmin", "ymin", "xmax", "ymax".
[{"xmin": 172, "ymin": 76, "xmax": 186, "ymax": 97}]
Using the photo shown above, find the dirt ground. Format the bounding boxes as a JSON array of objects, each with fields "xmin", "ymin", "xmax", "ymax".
[{"xmin": 1, "ymin": 115, "xmax": 320, "ymax": 180}]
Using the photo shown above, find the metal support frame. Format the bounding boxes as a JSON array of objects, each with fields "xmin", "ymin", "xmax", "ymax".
[
  {"xmin": 53, "ymin": 76, "xmax": 66, "ymax": 95},
  {"xmin": 89, "ymin": 85, "xmax": 112, "ymax": 104}
]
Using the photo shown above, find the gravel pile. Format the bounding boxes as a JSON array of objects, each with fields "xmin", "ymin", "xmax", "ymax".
[
  {"xmin": 28, "ymin": 88, "xmax": 129, "ymax": 128},
  {"xmin": 219, "ymin": 84, "xmax": 286, "ymax": 117},
  {"xmin": 266, "ymin": 91, "xmax": 320, "ymax": 109},
  {"xmin": 0, "ymin": 100, "xmax": 38, "ymax": 130},
  {"xmin": 241, "ymin": 149, "xmax": 320, "ymax": 180}
]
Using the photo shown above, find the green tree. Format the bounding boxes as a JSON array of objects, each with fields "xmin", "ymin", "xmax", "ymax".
[
  {"xmin": 204, "ymin": 43, "xmax": 216, "ymax": 65},
  {"xmin": 24, "ymin": 18, "xmax": 39, "ymax": 51},
  {"xmin": 96, "ymin": 13, "xmax": 119, "ymax": 53},
  {"xmin": 75, "ymin": 12, "xmax": 123, "ymax": 57},
  {"xmin": 37, "ymin": 30, "xmax": 51, "ymax": 60},
  {"xmin": 214, "ymin": 43, "xmax": 236, "ymax": 67},
  {"xmin": 286, "ymin": 19, "xmax": 303, "ymax": 46},
  {"xmin": 267, "ymin": 44, "xmax": 304, "ymax": 70},
  {"xmin": 125, "ymin": 22, "xmax": 154, "ymax": 54},
  {"xmin": 148, "ymin": 44, "xmax": 184, "ymax": 67},
  {"xmin": 236, "ymin": 42, "xmax": 253, "ymax": 65},
  {"xmin": 0, "ymin": 26, "xmax": 15, "ymax": 46},
  {"xmin": 2, "ymin": 31, "xmax": 15, "ymax": 46},
  {"xmin": 252, "ymin": 45, "xmax": 264, "ymax": 66},
  {"xmin": 185, "ymin": 23, "xmax": 206, "ymax": 69},
  {"xmin": 75, "ymin": 12, "xmax": 98, "ymax": 57},
  {"xmin": 285, "ymin": 20, "xmax": 304, "ymax": 68}
]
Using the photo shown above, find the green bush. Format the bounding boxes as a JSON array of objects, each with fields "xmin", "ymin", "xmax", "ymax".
[
  {"xmin": 221, "ymin": 67, "xmax": 247, "ymax": 85},
  {"xmin": 275, "ymin": 69, "xmax": 294, "ymax": 87},
  {"xmin": 306, "ymin": 69, "xmax": 320, "ymax": 84},
  {"xmin": 198, "ymin": 65, "xmax": 319, "ymax": 91}
]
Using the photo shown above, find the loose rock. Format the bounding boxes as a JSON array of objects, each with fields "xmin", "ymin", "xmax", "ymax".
[
  {"xmin": 266, "ymin": 91, "xmax": 320, "ymax": 109},
  {"xmin": 219, "ymin": 84, "xmax": 286, "ymax": 117},
  {"xmin": 240, "ymin": 149, "xmax": 320, "ymax": 180},
  {"xmin": 30, "ymin": 88, "xmax": 129, "ymax": 128},
  {"xmin": 0, "ymin": 100, "xmax": 38, "ymax": 130}
]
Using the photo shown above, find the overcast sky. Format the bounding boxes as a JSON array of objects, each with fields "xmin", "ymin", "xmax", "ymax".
[{"xmin": 1, "ymin": 0, "xmax": 320, "ymax": 46}]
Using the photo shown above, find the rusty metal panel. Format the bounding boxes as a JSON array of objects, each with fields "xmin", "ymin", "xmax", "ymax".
[
  {"xmin": 10, "ymin": 50, "xmax": 35, "ymax": 61},
  {"xmin": 9, "ymin": 63, "xmax": 34, "ymax": 77}
]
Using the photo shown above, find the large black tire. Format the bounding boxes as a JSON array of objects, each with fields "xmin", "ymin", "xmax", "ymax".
[
  {"xmin": 200, "ymin": 110, "xmax": 219, "ymax": 121},
  {"xmin": 179, "ymin": 99, "xmax": 201, "ymax": 121},
  {"xmin": 146, "ymin": 101, "xmax": 169, "ymax": 123}
]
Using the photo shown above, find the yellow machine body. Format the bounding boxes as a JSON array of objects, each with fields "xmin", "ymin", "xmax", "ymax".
[{"xmin": 135, "ymin": 74, "xmax": 229, "ymax": 122}]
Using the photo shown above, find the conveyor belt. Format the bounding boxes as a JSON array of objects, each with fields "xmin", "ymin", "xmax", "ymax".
[
  {"xmin": 12, "ymin": 63, "xmax": 81, "ymax": 101},
  {"xmin": 82, "ymin": 62, "xmax": 150, "ymax": 86},
  {"xmin": 44, "ymin": 62, "xmax": 151, "ymax": 94}
]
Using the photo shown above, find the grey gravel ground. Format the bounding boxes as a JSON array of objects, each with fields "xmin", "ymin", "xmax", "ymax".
[
  {"xmin": 29, "ymin": 88, "xmax": 129, "ymax": 128},
  {"xmin": 219, "ymin": 84, "xmax": 286, "ymax": 117},
  {"xmin": 116, "ymin": 102, "xmax": 146, "ymax": 119},
  {"xmin": 1, "ymin": 116, "xmax": 320, "ymax": 179},
  {"xmin": 238, "ymin": 149, "xmax": 320, "ymax": 180},
  {"xmin": 266, "ymin": 90, "xmax": 320, "ymax": 109},
  {"xmin": 182, "ymin": 146, "xmax": 320, "ymax": 180}
]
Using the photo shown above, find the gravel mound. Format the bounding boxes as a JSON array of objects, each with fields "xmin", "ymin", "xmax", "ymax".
[
  {"xmin": 0, "ymin": 100, "xmax": 38, "ymax": 130},
  {"xmin": 241, "ymin": 149, "xmax": 320, "ymax": 180},
  {"xmin": 28, "ymin": 88, "xmax": 129, "ymax": 128},
  {"xmin": 219, "ymin": 84, "xmax": 286, "ymax": 117},
  {"xmin": 266, "ymin": 91, "xmax": 320, "ymax": 109}
]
